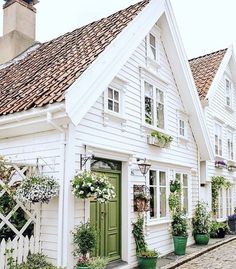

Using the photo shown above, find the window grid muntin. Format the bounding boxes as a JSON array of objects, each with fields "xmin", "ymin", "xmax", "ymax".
[{"xmin": 108, "ymin": 87, "xmax": 120, "ymax": 113}]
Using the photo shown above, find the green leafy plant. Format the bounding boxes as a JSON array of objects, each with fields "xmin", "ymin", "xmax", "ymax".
[
  {"xmin": 211, "ymin": 176, "xmax": 232, "ymax": 217},
  {"xmin": 73, "ymin": 222, "xmax": 97, "ymax": 257},
  {"xmin": 171, "ymin": 211, "xmax": 188, "ymax": 237},
  {"xmin": 150, "ymin": 131, "xmax": 173, "ymax": 147},
  {"xmin": 138, "ymin": 249, "xmax": 159, "ymax": 258},
  {"xmin": 5, "ymin": 249, "xmax": 16, "ymax": 269},
  {"xmin": 168, "ymin": 177, "xmax": 181, "ymax": 214},
  {"xmin": 192, "ymin": 201, "xmax": 211, "ymax": 235},
  {"xmin": 170, "ymin": 179, "xmax": 181, "ymax": 193},
  {"xmin": 132, "ymin": 215, "xmax": 147, "ymax": 253},
  {"xmin": 88, "ymin": 257, "xmax": 109, "ymax": 269},
  {"xmin": 210, "ymin": 221, "xmax": 229, "ymax": 238}
]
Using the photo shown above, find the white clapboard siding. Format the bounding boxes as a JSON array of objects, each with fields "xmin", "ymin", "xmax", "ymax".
[{"xmin": 0, "ymin": 236, "xmax": 40, "ymax": 269}]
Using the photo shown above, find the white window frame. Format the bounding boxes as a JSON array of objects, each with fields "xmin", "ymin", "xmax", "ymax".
[
  {"xmin": 146, "ymin": 28, "xmax": 161, "ymax": 69},
  {"xmin": 104, "ymin": 76, "xmax": 127, "ymax": 124},
  {"xmin": 225, "ymin": 77, "xmax": 233, "ymax": 109},
  {"xmin": 214, "ymin": 122, "xmax": 223, "ymax": 157},
  {"xmin": 226, "ymin": 188, "xmax": 233, "ymax": 217},
  {"xmin": 148, "ymin": 169, "xmax": 169, "ymax": 221},
  {"xmin": 227, "ymin": 130, "xmax": 234, "ymax": 161},
  {"xmin": 142, "ymin": 78, "xmax": 167, "ymax": 131},
  {"xmin": 217, "ymin": 186, "xmax": 234, "ymax": 220},
  {"xmin": 178, "ymin": 111, "xmax": 189, "ymax": 141}
]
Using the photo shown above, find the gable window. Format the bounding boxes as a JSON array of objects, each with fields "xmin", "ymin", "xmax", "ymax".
[
  {"xmin": 227, "ymin": 130, "xmax": 234, "ymax": 160},
  {"xmin": 149, "ymin": 170, "xmax": 167, "ymax": 219},
  {"xmin": 108, "ymin": 87, "xmax": 120, "ymax": 113},
  {"xmin": 225, "ymin": 79, "xmax": 233, "ymax": 108},
  {"xmin": 215, "ymin": 123, "xmax": 222, "ymax": 156},
  {"xmin": 149, "ymin": 33, "xmax": 157, "ymax": 61},
  {"xmin": 144, "ymin": 81, "xmax": 165, "ymax": 129},
  {"xmin": 179, "ymin": 119, "xmax": 185, "ymax": 137}
]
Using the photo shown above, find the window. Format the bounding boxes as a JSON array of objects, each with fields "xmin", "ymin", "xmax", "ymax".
[
  {"xmin": 149, "ymin": 33, "xmax": 157, "ymax": 61},
  {"xmin": 226, "ymin": 188, "xmax": 233, "ymax": 216},
  {"xmin": 215, "ymin": 123, "xmax": 222, "ymax": 156},
  {"xmin": 176, "ymin": 173, "xmax": 189, "ymax": 214},
  {"xmin": 225, "ymin": 79, "xmax": 233, "ymax": 107},
  {"xmin": 179, "ymin": 119, "xmax": 185, "ymax": 137},
  {"xmin": 149, "ymin": 170, "xmax": 167, "ymax": 219},
  {"xmin": 144, "ymin": 81, "xmax": 165, "ymax": 129},
  {"xmin": 107, "ymin": 87, "xmax": 120, "ymax": 113},
  {"xmin": 217, "ymin": 188, "xmax": 224, "ymax": 219},
  {"xmin": 227, "ymin": 130, "xmax": 234, "ymax": 160}
]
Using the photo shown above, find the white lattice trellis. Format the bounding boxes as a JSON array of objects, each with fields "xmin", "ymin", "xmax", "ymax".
[{"xmin": 0, "ymin": 163, "xmax": 41, "ymax": 240}]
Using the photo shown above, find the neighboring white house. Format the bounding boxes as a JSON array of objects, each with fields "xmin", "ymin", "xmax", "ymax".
[
  {"xmin": 0, "ymin": 0, "xmax": 213, "ymax": 268},
  {"xmin": 190, "ymin": 47, "xmax": 236, "ymax": 220}
]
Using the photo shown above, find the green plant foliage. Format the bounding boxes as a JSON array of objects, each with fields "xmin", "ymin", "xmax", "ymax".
[
  {"xmin": 210, "ymin": 221, "xmax": 229, "ymax": 238},
  {"xmin": 192, "ymin": 201, "xmax": 211, "ymax": 235},
  {"xmin": 132, "ymin": 215, "xmax": 147, "ymax": 254},
  {"xmin": 73, "ymin": 222, "xmax": 97, "ymax": 257},
  {"xmin": 168, "ymin": 193, "xmax": 181, "ymax": 213},
  {"xmin": 171, "ymin": 211, "xmax": 188, "ymax": 237},
  {"xmin": 150, "ymin": 131, "xmax": 173, "ymax": 145},
  {"xmin": 211, "ymin": 176, "xmax": 232, "ymax": 217},
  {"xmin": 88, "ymin": 257, "xmax": 109, "ymax": 269},
  {"xmin": 138, "ymin": 249, "xmax": 159, "ymax": 258},
  {"xmin": 170, "ymin": 179, "xmax": 181, "ymax": 193}
]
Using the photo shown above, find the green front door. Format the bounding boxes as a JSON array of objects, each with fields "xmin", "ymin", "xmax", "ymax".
[{"xmin": 90, "ymin": 172, "xmax": 121, "ymax": 261}]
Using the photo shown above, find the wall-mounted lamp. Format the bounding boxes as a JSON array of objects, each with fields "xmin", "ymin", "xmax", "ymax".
[
  {"xmin": 137, "ymin": 158, "xmax": 151, "ymax": 176},
  {"xmin": 80, "ymin": 153, "xmax": 95, "ymax": 170}
]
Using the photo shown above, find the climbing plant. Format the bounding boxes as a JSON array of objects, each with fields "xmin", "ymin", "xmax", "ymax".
[
  {"xmin": 132, "ymin": 215, "xmax": 147, "ymax": 254},
  {"xmin": 168, "ymin": 177, "xmax": 181, "ymax": 215},
  {"xmin": 211, "ymin": 176, "xmax": 232, "ymax": 217}
]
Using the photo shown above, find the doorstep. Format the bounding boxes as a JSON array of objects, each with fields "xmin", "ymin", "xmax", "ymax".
[
  {"xmin": 158, "ymin": 235, "xmax": 236, "ymax": 269},
  {"xmin": 106, "ymin": 260, "xmax": 128, "ymax": 269}
]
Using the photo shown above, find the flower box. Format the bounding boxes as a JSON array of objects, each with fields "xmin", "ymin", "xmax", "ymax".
[
  {"xmin": 147, "ymin": 135, "xmax": 171, "ymax": 148},
  {"xmin": 215, "ymin": 160, "xmax": 227, "ymax": 169}
]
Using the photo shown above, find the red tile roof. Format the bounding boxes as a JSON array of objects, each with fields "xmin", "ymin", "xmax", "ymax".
[
  {"xmin": 189, "ymin": 49, "xmax": 227, "ymax": 99},
  {"xmin": 0, "ymin": 0, "xmax": 149, "ymax": 115}
]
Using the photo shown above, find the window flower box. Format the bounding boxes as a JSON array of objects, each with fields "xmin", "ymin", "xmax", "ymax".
[
  {"xmin": 228, "ymin": 165, "xmax": 236, "ymax": 172},
  {"xmin": 147, "ymin": 131, "xmax": 173, "ymax": 148},
  {"xmin": 215, "ymin": 160, "xmax": 227, "ymax": 169}
]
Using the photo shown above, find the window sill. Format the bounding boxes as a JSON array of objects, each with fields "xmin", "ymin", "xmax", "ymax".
[
  {"xmin": 142, "ymin": 123, "xmax": 170, "ymax": 136},
  {"xmin": 146, "ymin": 56, "xmax": 161, "ymax": 70},
  {"xmin": 103, "ymin": 110, "xmax": 127, "ymax": 123},
  {"xmin": 225, "ymin": 105, "xmax": 234, "ymax": 113},
  {"xmin": 178, "ymin": 135, "xmax": 189, "ymax": 143},
  {"xmin": 147, "ymin": 218, "xmax": 171, "ymax": 226},
  {"xmin": 215, "ymin": 155, "xmax": 224, "ymax": 161}
]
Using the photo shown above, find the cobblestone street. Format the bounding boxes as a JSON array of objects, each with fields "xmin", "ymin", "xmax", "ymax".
[{"xmin": 177, "ymin": 239, "xmax": 236, "ymax": 269}]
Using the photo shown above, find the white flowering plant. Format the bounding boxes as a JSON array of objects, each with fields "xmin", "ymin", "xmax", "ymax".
[
  {"xmin": 72, "ymin": 171, "xmax": 116, "ymax": 203},
  {"xmin": 16, "ymin": 175, "xmax": 60, "ymax": 204}
]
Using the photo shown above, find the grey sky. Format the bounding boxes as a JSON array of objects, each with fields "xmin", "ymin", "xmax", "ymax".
[{"xmin": 0, "ymin": 0, "xmax": 236, "ymax": 58}]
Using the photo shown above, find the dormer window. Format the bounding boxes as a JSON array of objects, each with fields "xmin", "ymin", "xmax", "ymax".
[{"xmin": 225, "ymin": 78, "xmax": 233, "ymax": 108}]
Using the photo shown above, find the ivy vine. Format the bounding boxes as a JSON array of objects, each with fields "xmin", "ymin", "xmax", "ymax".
[
  {"xmin": 211, "ymin": 176, "xmax": 232, "ymax": 217},
  {"xmin": 168, "ymin": 177, "xmax": 181, "ymax": 215},
  {"xmin": 132, "ymin": 215, "xmax": 147, "ymax": 254}
]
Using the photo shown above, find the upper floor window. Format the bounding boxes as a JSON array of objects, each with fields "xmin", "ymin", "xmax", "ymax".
[
  {"xmin": 149, "ymin": 170, "xmax": 167, "ymax": 220},
  {"xmin": 149, "ymin": 33, "xmax": 157, "ymax": 61},
  {"xmin": 179, "ymin": 119, "xmax": 185, "ymax": 137},
  {"xmin": 215, "ymin": 123, "xmax": 222, "ymax": 156},
  {"xmin": 144, "ymin": 81, "xmax": 165, "ymax": 129},
  {"xmin": 227, "ymin": 130, "xmax": 234, "ymax": 160},
  {"xmin": 225, "ymin": 78, "xmax": 233, "ymax": 108},
  {"xmin": 108, "ymin": 87, "xmax": 120, "ymax": 113}
]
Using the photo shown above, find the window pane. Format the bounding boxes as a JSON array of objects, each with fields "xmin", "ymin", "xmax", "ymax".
[
  {"xmin": 145, "ymin": 97, "xmax": 153, "ymax": 125},
  {"xmin": 183, "ymin": 188, "xmax": 188, "ymax": 213},
  {"xmin": 114, "ymin": 90, "xmax": 119, "ymax": 101},
  {"xmin": 150, "ymin": 34, "xmax": 156, "ymax": 48},
  {"xmin": 157, "ymin": 103, "xmax": 164, "ymax": 129},
  {"xmin": 157, "ymin": 89, "xmax": 164, "ymax": 104},
  {"xmin": 183, "ymin": 174, "xmax": 188, "ymax": 187},
  {"xmin": 108, "ymin": 88, "xmax": 113, "ymax": 99},
  {"xmin": 160, "ymin": 187, "xmax": 166, "ymax": 218},
  {"xmin": 149, "ymin": 34, "xmax": 156, "ymax": 60},
  {"xmin": 176, "ymin": 173, "xmax": 181, "ymax": 181},
  {"xmin": 149, "ymin": 170, "xmax": 157, "ymax": 219},
  {"xmin": 159, "ymin": 171, "xmax": 166, "ymax": 186},
  {"xmin": 108, "ymin": 100, "xmax": 113, "ymax": 111},
  {"xmin": 114, "ymin": 102, "xmax": 119, "ymax": 113},
  {"xmin": 150, "ymin": 170, "xmax": 157, "ymax": 185}
]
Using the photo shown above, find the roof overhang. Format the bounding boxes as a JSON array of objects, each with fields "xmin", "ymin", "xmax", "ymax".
[{"xmin": 65, "ymin": 0, "xmax": 213, "ymax": 161}]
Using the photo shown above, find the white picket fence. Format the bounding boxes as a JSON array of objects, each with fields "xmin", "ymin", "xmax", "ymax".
[{"xmin": 0, "ymin": 236, "xmax": 40, "ymax": 269}]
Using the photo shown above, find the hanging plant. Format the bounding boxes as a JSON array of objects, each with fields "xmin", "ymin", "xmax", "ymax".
[
  {"xmin": 168, "ymin": 177, "xmax": 181, "ymax": 215},
  {"xmin": 72, "ymin": 171, "xmax": 116, "ymax": 203},
  {"xmin": 170, "ymin": 179, "xmax": 181, "ymax": 193},
  {"xmin": 211, "ymin": 176, "xmax": 232, "ymax": 217},
  {"xmin": 16, "ymin": 175, "xmax": 60, "ymax": 204}
]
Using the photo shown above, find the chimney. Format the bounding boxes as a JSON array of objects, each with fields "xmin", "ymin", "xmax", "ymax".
[{"xmin": 0, "ymin": 0, "xmax": 38, "ymax": 64}]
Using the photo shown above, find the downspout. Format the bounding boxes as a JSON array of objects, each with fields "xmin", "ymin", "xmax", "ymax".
[{"xmin": 47, "ymin": 112, "xmax": 66, "ymax": 267}]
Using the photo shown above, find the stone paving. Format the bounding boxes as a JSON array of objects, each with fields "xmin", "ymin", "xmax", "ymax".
[{"xmin": 176, "ymin": 239, "xmax": 236, "ymax": 269}]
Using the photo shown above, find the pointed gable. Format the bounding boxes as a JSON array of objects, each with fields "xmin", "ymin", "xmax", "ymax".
[
  {"xmin": 189, "ymin": 48, "xmax": 227, "ymax": 99},
  {"xmin": 0, "ymin": 0, "xmax": 149, "ymax": 115}
]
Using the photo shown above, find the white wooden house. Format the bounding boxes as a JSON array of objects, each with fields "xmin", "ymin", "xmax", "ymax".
[
  {"xmin": 0, "ymin": 0, "xmax": 213, "ymax": 268},
  {"xmin": 190, "ymin": 47, "xmax": 236, "ymax": 220}
]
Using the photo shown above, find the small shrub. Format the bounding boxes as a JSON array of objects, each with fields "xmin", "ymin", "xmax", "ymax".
[
  {"xmin": 171, "ymin": 210, "xmax": 188, "ymax": 237},
  {"xmin": 138, "ymin": 249, "xmax": 159, "ymax": 258},
  {"xmin": 88, "ymin": 257, "xmax": 109, "ymax": 269},
  {"xmin": 210, "ymin": 221, "xmax": 229, "ymax": 238},
  {"xmin": 73, "ymin": 222, "xmax": 97, "ymax": 257},
  {"xmin": 192, "ymin": 201, "xmax": 211, "ymax": 235},
  {"xmin": 132, "ymin": 215, "xmax": 147, "ymax": 253}
]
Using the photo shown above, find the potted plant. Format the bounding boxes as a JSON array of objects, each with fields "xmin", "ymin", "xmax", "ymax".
[
  {"xmin": 171, "ymin": 210, "xmax": 188, "ymax": 255},
  {"xmin": 16, "ymin": 175, "xmax": 59, "ymax": 204},
  {"xmin": 132, "ymin": 215, "xmax": 159, "ymax": 269},
  {"xmin": 170, "ymin": 179, "xmax": 181, "ymax": 193},
  {"xmin": 192, "ymin": 202, "xmax": 211, "ymax": 245},
  {"xmin": 73, "ymin": 222, "xmax": 97, "ymax": 269},
  {"xmin": 147, "ymin": 131, "xmax": 173, "ymax": 148},
  {"xmin": 137, "ymin": 250, "xmax": 159, "ymax": 269},
  {"xmin": 210, "ymin": 221, "xmax": 229, "ymax": 238},
  {"xmin": 88, "ymin": 257, "xmax": 108, "ymax": 269},
  {"xmin": 72, "ymin": 171, "xmax": 116, "ymax": 203},
  {"xmin": 134, "ymin": 193, "xmax": 150, "ymax": 212}
]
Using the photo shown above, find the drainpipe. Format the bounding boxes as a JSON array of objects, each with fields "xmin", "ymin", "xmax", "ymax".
[{"xmin": 47, "ymin": 112, "xmax": 67, "ymax": 267}]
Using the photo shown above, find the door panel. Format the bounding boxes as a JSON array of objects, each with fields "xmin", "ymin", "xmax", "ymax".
[{"xmin": 90, "ymin": 172, "xmax": 121, "ymax": 261}]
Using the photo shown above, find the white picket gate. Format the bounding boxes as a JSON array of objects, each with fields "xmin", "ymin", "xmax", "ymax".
[{"xmin": 0, "ymin": 235, "xmax": 40, "ymax": 269}]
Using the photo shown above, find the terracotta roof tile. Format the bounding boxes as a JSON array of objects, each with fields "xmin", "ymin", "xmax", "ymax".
[
  {"xmin": 0, "ymin": 0, "xmax": 149, "ymax": 115},
  {"xmin": 189, "ymin": 48, "xmax": 227, "ymax": 99}
]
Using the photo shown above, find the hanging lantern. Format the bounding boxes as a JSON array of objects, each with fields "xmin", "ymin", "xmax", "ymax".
[{"xmin": 137, "ymin": 158, "xmax": 151, "ymax": 176}]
